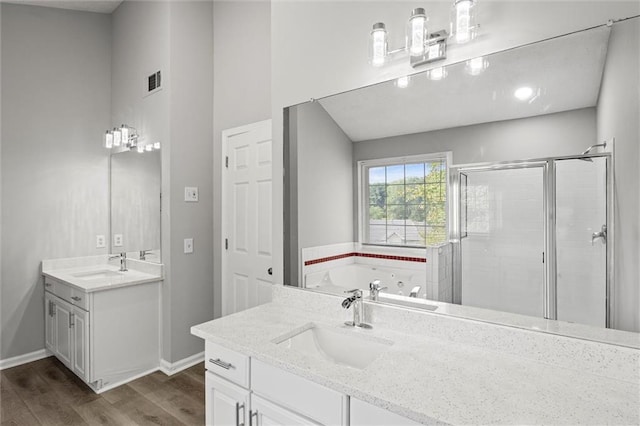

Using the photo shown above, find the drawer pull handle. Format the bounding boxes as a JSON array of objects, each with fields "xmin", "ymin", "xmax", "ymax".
[
  {"xmin": 71, "ymin": 296, "xmax": 81, "ymax": 302},
  {"xmin": 45, "ymin": 282, "xmax": 52, "ymax": 287},
  {"xmin": 236, "ymin": 402, "xmax": 245, "ymax": 426},
  {"xmin": 209, "ymin": 358, "xmax": 234, "ymax": 370}
]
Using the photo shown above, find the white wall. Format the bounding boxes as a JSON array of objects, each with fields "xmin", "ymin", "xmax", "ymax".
[
  {"xmin": 212, "ymin": 1, "xmax": 271, "ymax": 318},
  {"xmin": 271, "ymin": 1, "xmax": 640, "ymax": 287},
  {"xmin": 0, "ymin": 4, "xmax": 111, "ymax": 360},
  {"xmin": 353, "ymin": 108, "xmax": 597, "ymax": 164},
  {"xmin": 597, "ymin": 17, "xmax": 640, "ymax": 332}
]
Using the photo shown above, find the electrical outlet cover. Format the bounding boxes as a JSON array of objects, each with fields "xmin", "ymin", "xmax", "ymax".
[
  {"xmin": 114, "ymin": 234, "xmax": 123, "ymax": 247},
  {"xmin": 184, "ymin": 187, "xmax": 198, "ymax": 202},
  {"xmin": 96, "ymin": 235, "xmax": 106, "ymax": 249},
  {"xmin": 184, "ymin": 238, "xmax": 194, "ymax": 254}
]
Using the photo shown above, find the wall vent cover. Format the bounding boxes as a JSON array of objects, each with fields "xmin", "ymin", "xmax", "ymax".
[{"xmin": 148, "ymin": 71, "xmax": 161, "ymax": 92}]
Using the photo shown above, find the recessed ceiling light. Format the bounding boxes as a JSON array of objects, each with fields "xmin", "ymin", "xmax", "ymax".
[{"xmin": 514, "ymin": 86, "xmax": 534, "ymax": 101}]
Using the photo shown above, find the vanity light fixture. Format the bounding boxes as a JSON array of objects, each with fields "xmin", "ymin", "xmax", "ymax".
[
  {"xmin": 104, "ymin": 131, "xmax": 114, "ymax": 149},
  {"xmin": 104, "ymin": 124, "xmax": 139, "ymax": 150},
  {"xmin": 153, "ymin": 142, "xmax": 161, "ymax": 150},
  {"xmin": 112, "ymin": 128, "xmax": 122, "ymax": 147},
  {"xmin": 369, "ymin": 2, "xmax": 479, "ymax": 69},
  {"xmin": 465, "ymin": 56, "xmax": 488, "ymax": 75}
]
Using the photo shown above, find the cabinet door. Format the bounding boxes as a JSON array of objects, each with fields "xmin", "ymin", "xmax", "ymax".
[
  {"xmin": 72, "ymin": 307, "xmax": 90, "ymax": 382},
  {"xmin": 250, "ymin": 394, "xmax": 320, "ymax": 426},
  {"xmin": 54, "ymin": 299, "xmax": 73, "ymax": 368},
  {"xmin": 350, "ymin": 398, "xmax": 421, "ymax": 426},
  {"xmin": 44, "ymin": 293, "xmax": 56, "ymax": 351},
  {"xmin": 206, "ymin": 371, "xmax": 250, "ymax": 426}
]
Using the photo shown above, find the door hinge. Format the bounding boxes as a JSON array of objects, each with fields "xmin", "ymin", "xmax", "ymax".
[
  {"xmin": 225, "ymin": 156, "xmax": 229, "ymax": 168},
  {"xmin": 225, "ymin": 238, "xmax": 229, "ymax": 250}
]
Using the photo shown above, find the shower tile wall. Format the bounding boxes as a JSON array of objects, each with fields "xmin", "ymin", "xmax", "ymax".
[{"xmin": 461, "ymin": 167, "xmax": 545, "ymax": 317}]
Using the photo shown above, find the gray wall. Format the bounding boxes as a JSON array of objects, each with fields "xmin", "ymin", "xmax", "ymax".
[
  {"xmin": 167, "ymin": 0, "xmax": 214, "ymax": 362},
  {"xmin": 597, "ymin": 17, "xmax": 640, "ymax": 333},
  {"xmin": 353, "ymin": 108, "xmax": 597, "ymax": 164},
  {"xmin": 0, "ymin": 4, "xmax": 111, "ymax": 359},
  {"xmin": 296, "ymin": 102, "xmax": 354, "ymax": 249},
  {"xmin": 212, "ymin": 1, "xmax": 271, "ymax": 319}
]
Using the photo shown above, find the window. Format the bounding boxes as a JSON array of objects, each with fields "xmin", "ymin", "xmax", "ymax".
[{"xmin": 361, "ymin": 154, "xmax": 448, "ymax": 247}]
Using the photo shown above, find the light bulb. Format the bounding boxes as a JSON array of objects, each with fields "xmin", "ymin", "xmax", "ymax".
[
  {"xmin": 453, "ymin": 0, "xmax": 474, "ymax": 44},
  {"xmin": 428, "ymin": 67, "xmax": 447, "ymax": 81},
  {"xmin": 396, "ymin": 76, "xmax": 410, "ymax": 88},
  {"xmin": 370, "ymin": 23, "xmax": 388, "ymax": 67},
  {"xmin": 466, "ymin": 56, "xmax": 488, "ymax": 76},
  {"xmin": 514, "ymin": 86, "xmax": 534, "ymax": 101},
  {"xmin": 120, "ymin": 125, "xmax": 129, "ymax": 146},
  {"xmin": 112, "ymin": 128, "xmax": 122, "ymax": 146},
  {"xmin": 104, "ymin": 131, "xmax": 113, "ymax": 149},
  {"xmin": 408, "ymin": 8, "xmax": 427, "ymax": 56}
]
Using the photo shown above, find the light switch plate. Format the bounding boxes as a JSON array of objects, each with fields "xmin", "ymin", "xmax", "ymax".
[
  {"xmin": 96, "ymin": 235, "xmax": 106, "ymax": 248},
  {"xmin": 184, "ymin": 187, "xmax": 198, "ymax": 202},
  {"xmin": 184, "ymin": 238, "xmax": 194, "ymax": 254},
  {"xmin": 114, "ymin": 234, "xmax": 123, "ymax": 247}
]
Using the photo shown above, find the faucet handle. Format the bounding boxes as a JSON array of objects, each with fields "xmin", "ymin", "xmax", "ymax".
[{"xmin": 344, "ymin": 289, "xmax": 363, "ymax": 297}]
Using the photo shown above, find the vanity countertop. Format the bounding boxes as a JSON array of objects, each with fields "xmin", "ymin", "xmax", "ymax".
[
  {"xmin": 192, "ymin": 289, "xmax": 639, "ymax": 425},
  {"xmin": 42, "ymin": 255, "xmax": 163, "ymax": 292}
]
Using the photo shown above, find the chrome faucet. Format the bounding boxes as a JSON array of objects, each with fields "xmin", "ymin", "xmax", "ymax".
[
  {"xmin": 139, "ymin": 250, "xmax": 150, "ymax": 261},
  {"xmin": 369, "ymin": 280, "xmax": 388, "ymax": 301},
  {"xmin": 342, "ymin": 289, "xmax": 372, "ymax": 329},
  {"xmin": 109, "ymin": 253, "xmax": 128, "ymax": 272}
]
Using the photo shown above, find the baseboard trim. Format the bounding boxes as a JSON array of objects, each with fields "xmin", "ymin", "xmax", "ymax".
[
  {"xmin": 160, "ymin": 351, "xmax": 204, "ymax": 376},
  {"xmin": 0, "ymin": 349, "xmax": 51, "ymax": 370},
  {"xmin": 94, "ymin": 366, "xmax": 160, "ymax": 394}
]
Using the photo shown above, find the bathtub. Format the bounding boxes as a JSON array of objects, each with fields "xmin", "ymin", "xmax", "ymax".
[{"xmin": 305, "ymin": 263, "xmax": 426, "ymax": 298}]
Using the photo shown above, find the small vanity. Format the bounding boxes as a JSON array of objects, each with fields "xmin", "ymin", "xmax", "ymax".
[
  {"xmin": 192, "ymin": 286, "xmax": 639, "ymax": 425},
  {"xmin": 42, "ymin": 255, "xmax": 162, "ymax": 393}
]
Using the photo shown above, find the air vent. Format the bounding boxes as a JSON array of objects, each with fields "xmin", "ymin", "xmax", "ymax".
[{"xmin": 148, "ymin": 71, "xmax": 161, "ymax": 92}]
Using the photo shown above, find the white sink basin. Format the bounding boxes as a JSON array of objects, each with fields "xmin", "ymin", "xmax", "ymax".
[
  {"xmin": 274, "ymin": 323, "xmax": 393, "ymax": 369},
  {"xmin": 72, "ymin": 270, "xmax": 123, "ymax": 280}
]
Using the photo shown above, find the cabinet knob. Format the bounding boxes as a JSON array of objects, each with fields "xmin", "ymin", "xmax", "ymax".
[
  {"xmin": 45, "ymin": 282, "xmax": 52, "ymax": 287},
  {"xmin": 71, "ymin": 296, "xmax": 81, "ymax": 302}
]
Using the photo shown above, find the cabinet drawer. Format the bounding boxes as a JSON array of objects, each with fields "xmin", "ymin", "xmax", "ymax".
[
  {"xmin": 251, "ymin": 358, "xmax": 345, "ymax": 426},
  {"xmin": 45, "ymin": 277, "xmax": 88, "ymax": 310},
  {"xmin": 205, "ymin": 341, "xmax": 249, "ymax": 388}
]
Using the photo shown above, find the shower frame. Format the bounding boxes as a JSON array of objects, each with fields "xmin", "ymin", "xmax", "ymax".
[{"xmin": 449, "ymin": 150, "xmax": 614, "ymax": 327}]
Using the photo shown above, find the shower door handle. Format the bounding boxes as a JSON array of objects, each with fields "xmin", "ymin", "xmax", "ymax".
[{"xmin": 591, "ymin": 225, "xmax": 607, "ymax": 245}]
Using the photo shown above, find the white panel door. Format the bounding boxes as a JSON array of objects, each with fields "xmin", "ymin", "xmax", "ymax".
[
  {"xmin": 54, "ymin": 299, "xmax": 73, "ymax": 368},
  {"xmin": 72, "ymin": 307, "xmax": 89, "ymax": 382},
  {"xmin": 222, "ymin": 120, "xmax": 273, "ymax": 316},
  {"xmin": 205, "ymin": 371, "xmax": 250, "ymax": 426}
]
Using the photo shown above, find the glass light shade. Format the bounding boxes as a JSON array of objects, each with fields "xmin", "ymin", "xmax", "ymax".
[
  {"xmin": 451, "ymin": 0, "xmax": 476, "ymax": 44},
  {"xmin": 112, "ymin": 128, "xmax": 122, "ymax": 146},
  {"xmin": 153, "ymin": 142, "xmax": 161, "ymax": 150},
  {"xmin": 120, "ymin": 125, "xmax": 129, "ymax": 146},
  {"xmin": 104, "ymin": 131, "xmax": 113, "ymax": 149},
  {"xmin": 369, "ymin": 23, "xmax": 388, "ymax": 67},
  {"xmin": 137, "ymin": 144, "xmax": 145, "ymax": 153},
  {"xmin": 407, "ymin": 8, "xmax": 427, "ymax": 56},
  {"xmin": 466, "ymin": 56, "xmax": 488, "ymax": 75},
  {"xmin": 427, "ymin": 66, "xmax": 447, "ymax": 81},
  {"xmin": 396, "ymin": 76, "xmax": 410, "ymax": 88},
  {"xmin": 145, "ymin": 144, "xmax": 153, "ymax": 152}
]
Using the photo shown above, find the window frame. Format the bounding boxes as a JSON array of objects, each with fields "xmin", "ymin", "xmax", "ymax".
[{"xmin": 357, "ymin": 152, "xmax": 452, "ymax": 248}]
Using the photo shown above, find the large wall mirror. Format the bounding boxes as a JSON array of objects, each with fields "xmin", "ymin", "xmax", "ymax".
[
  {"xmin": 110, "ymin": 149, "xmax": 161, "ymax": 262},
  {"xmin": 284, "ymin": 17, "xmax": 639, "ymax": 339}
]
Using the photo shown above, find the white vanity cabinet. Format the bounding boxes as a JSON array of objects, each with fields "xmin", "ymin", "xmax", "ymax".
[
  {"xmin": 350, "ymin": 398, "xmax": 422, "ymax": 426},
  {"xmin": 43, "ymin": 275, "xmax": 160, "ymax": 392},
  {"xmin": 205, "ymin": 341, "xmax": 345, "ymax": 426}
]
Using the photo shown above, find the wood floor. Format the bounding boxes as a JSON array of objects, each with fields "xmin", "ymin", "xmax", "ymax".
[{"xmin": 1, "ymin": 357, "xmax": 205, "ymax": 426}]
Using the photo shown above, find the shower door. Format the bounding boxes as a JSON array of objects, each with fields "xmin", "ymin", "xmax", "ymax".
[
  {"xmin": 554, "ymin": 157, "xmax": 608, "ymax": 327},
  {"xmin": 459, "ymin": 165, "xmax": 546, "ymax": 317}
]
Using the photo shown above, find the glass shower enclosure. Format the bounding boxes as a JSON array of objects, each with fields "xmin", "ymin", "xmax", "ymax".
[{"xmin": 451, "ymin": 153, "xmax": 611, "ymax": 328}]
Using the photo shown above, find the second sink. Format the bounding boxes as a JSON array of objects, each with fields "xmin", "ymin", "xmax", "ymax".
[{"xmin": 274, "ymin": 323, "xmax": 393, "ymax": 369}]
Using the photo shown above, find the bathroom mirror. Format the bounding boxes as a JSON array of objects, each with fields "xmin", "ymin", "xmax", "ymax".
[
  {"xmin": 110, "ymin": 149, "xmax": 161, "ymax": 262},
  {"xmin": 284, "ymin": 18, "xmax": 639, "ymax": 337}
]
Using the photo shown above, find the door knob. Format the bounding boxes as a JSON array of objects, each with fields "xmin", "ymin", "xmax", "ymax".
[
  {"xmin": 267, "ymin": 267, "xmax": 272, "ymax": 276},
  {"xmin": 591, "ymin": 224, "xmax": 607, "ymax": 246}
]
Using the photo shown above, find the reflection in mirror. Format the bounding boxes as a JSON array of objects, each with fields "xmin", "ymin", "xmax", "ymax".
[
  {"xmin": 110, "ymin": 149, "xmax": 161, "ymax": 262},
  {"xmin": 284, "ymin": 18, "xmax": 640, "ymax": 337}
]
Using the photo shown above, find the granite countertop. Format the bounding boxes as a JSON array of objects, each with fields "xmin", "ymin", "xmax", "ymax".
[
  {"xmin": 42, "ymin": 255, "xmax": 163, "ymax": 293},
  {"xmin": 192, "ymin": 293, "xmax": 640, "ymax": 425}
]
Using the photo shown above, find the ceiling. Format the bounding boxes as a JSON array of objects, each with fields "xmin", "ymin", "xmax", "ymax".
[
  {"xmin": 1, "ymin": 0, "xmax": 123, "ymax": 14},
  {"xmin": 318, "ymin": 25, "xmax": 611, "ymax": 142}
]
